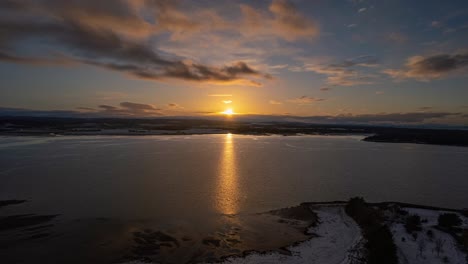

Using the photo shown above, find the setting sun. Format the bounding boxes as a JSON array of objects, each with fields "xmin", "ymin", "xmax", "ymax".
[{"xmin": 222, "ymin": 108, "xmax": 234, "ymax": 116}]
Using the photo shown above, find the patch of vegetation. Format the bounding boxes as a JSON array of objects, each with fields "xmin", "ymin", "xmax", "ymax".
[
  {"xmin": 462, "ymin": 209, "xmax": 468, "ymax": 218},
  {"xmin": 0, "ymin": 199, "xmax": 26, "ymax": 208},
  {"xmin": 438, "ymin": 213, "xmax": 462, "ymax": 229},
  {"xmin": 345, "ymin": 197, "xmax": 398, "ymax": 264},
  {"xmin": 426, "ymin": 229, "xmax": 434, "ymax": 240},
  {"xmin": 268, "ymin": 204, "xmax": 318, "ymax": 224},
  {"xmin": 404, "ymin": 214, "xmax": 422, "ymax": 233},
  {"xmin": 436, "ymin": 213, "xmax": 468, "ymax": 255},
  {"xmin": 462, "ymin": 229, "xmax": 468, "ymax": 250}
]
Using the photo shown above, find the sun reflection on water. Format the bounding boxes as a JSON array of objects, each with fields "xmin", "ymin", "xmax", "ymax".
[{"xmin": 216, "ymin": 133, "xmax": 239, "ymax": 215}]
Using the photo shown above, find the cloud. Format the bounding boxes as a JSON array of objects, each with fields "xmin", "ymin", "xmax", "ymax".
[
  {"xmin": 431, "ymin": 21, "xmax": 442, "ymax": 28},
  {"xmin": 96, "ymin": 102, "xmax": 162, "ymax": 116},
  {"xmin": 208, "ymin": 94, "xmax": 232, "ymax": 97},
  {"xmin": 0, "ymin": 107, "xmax": 83, "ymax": 118},
  {"xmin": 330, "ymin": 55, "xmax": 379, "ymax": 68},
  {"xmin": 283, "ymin": 112, "xmax": 461, "ymax": 124},
  {"xmin": 0, "ymin": 51, "xmax": 75, "ymax": 65},
  {"xmin": 120, "ymin": 102, "xmax": 160, "ymax": 111},
  {"xmin": 222, "ymin": 100, "xmax": 233, "ymax": 104},
  {"xmin": 95, "ymin": 91, "xmax": 128, "ymax": 101},
  {"xmin": 295, "ymin": 55, "xmax": 379, "ymax": 86},
  {"xmin": 375, "ymin": 91, "xmax": 384, "ymax": 95},
  {"xmin": 76, "ymin": 107, "xmax": 96, "ymax": 111},
  {"xmin": 268, "ymin": 0, "xmax": 319, "ymax": 40},
  {"xmin": 287, "ymin": 96, "xmax": 325, "ymax": 105},
  {"xmin": 167, "ymin": 103, "xmax": 184, "ymax": 109},
  {"xmin": 269, "ymin": 100, "xmax": 283, "ymax": 105},
  {"xmin": 385, "ymin": 32, "xmax": 408, "ymax": 44},
  {"xmin": 98, "ymin": 105, "xmax": 118, "ymax": 111},
  {"xmin": 92, "ymin": 61, "xmax": 267, "ymax": 86},
  {"xmin": 384, "ymin": 52, "xmax": 468, "ymax": 81},
  {"xmin": 358, "ymin": 8, "xmax": 367, "ymax": 13},
  {"xmin": 269, "ymin": 64, "xmax": 289, "ymax": 69},
  {"xmin": 418, "ymin": 106, "xmax": 434, "ymax": 111},
  {"xmin": 0, "ymin": 0, "xmax": 272, "ymax": 86},
  {"xmin": 240, "ymin": 0, "xmax": 318, "ymax": 41}
]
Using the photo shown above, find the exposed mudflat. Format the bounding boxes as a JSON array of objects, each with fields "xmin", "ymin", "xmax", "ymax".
[{"xmin": 0, "ymin": 200, "xmax": 316, "ymax": 264}]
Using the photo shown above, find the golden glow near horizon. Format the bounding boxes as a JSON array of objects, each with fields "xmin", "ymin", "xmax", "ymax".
[
  {"xmin": 222, "ymin": 108, "xmax": 234, "ymax": 116},
  {"xmin": 216, "ymin": 133, "xmax": 239, "ymax": 215}
]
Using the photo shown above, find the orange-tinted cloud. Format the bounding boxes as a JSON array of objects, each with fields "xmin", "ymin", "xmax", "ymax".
[
  {"xmin": 240, "ymin": 0, "xmax": 318, "ymax": 41},
  {"xmin": 294, "ymin": 56, "xmax": 378, "ymax": 86},
  {"xmin": 384, "ymin": 52, "xmax": 468, "ymax": 81},
  {"xmin": 287, "ymin": 96, "xmax": 325, "ymax": 105},
  {"xmin": 0, "ymin": 0, "xmax": 272, "ymax": 87}
]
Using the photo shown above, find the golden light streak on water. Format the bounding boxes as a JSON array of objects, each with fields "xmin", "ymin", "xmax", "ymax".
[{"xmin": 216, "ymin": 133, "xmax": 239, "ymax": 215}]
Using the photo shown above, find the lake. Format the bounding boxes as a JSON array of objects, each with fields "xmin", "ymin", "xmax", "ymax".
[{"xmin": 1, "ymin": 134, "xmax": 467, "ymax": 263}]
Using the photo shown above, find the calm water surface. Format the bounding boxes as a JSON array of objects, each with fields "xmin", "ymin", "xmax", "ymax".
[{"xmin": 1, "ymin": 134, "xmax": 468, "ymax": 263}]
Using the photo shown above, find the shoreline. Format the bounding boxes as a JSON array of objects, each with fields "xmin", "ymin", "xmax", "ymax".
[
  {"xmin": 2, "ymin": 199, "xmax": 467, "ymax": 264},
  {"xmin": 2, "ymin": 129, "xmax": 468, "ymax": 148},
  {"xmin": 219, "ymin": 200, "xmax": 468, "ymax": 264}
]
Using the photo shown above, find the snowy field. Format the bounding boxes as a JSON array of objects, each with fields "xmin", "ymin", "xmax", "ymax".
[
  {"xmin": 121, "ymin": 204, "xmax": 468, "ymax": 264},
  {"xmin": 389, "ymin": 207, "xmax": 468, "ymax": 264},
  {"xmin": 220, "ymin": 205, "xmax": 364, "ymax": 264}
]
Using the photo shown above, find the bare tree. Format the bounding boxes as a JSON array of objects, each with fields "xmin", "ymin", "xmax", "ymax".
[
  {"xmin": 417, "ymin": 238, "xmax": 426, "ymax": 258},
  {"xmin": 434, "ymin": 238, "xmax": 445, "ymax": 257}
]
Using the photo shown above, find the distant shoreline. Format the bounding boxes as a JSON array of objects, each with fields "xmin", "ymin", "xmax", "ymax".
[
  {"xmin": 2, "ymin": 129, "xmax": 468, "ymax": 148},
  {"xmin": 1, "ymin": 116, "xmax": 468, "ymax": 147}
]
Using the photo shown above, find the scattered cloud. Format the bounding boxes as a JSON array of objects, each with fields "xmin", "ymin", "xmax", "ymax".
[
  {"xmin": 375, "ymin": 91, "xmax": 384, "ymax": 95},
  {"xmin": 386, "ymin": 32, "xmax": 408, "ymax": 44},
  {"xmin": 95, "ymin": 91, "xmax": 128, "ymax": 101},
  {"xmin": 384, "ymin": 52, "xmax": 468, "ymax": 81},
  {"xmin": 0, "ymin": 0, "xmax": 283, "ymax": 87},
  {"xmin": 222, "ymin": 100, "xmax": 233, "ymax": 104},
  {"xmin": 167, "ymin": 103, "xmax": 183, "ymax": 109},
  {"xmin": 431, "ymin": 21, "xmax": 442, "ymax": 28},
  {"xmin": 269, "ymin": 100, "xmax": 283, "ymax": 105},
  {"xmin": 96, "ymin": 102, "xmax": 162, "ymax": 116},
  {"xmin": 208, "ymin": 94, "xmax": 232, "ymax": 97},
  {"xmin": 76, "ymin": 107, "xmax": 95, "ymax": 111},
  {"xmin": 358, "ymin": 8, "xmax": 367, "ymax": 13},
  {"xmin": 283, "ymin": 112, "xmax": 461, "ymax": 124},
  {"xmin": 287, "ymin": 96, "xmax": 325, "ymax": 105},
  {"xmin": 294, "ymin": 55, "xmax": 379, "ymax": 86},
  {"xmin": 240, "ymin": 0, "xmax": 319, "ymax": 41},
  {"xmin": 320, "ymin": 86, "xmax": 332, "ymax": 91},
  {"xmin": 443, "ymin": 28, "xmax": 457, "ymax": 34},
  {"xmin": 0, "ymin": 103, "xmax": 161, "ymax": 117},
  {"xmin": 347, "ymin": 24, "xmax": 357, "ymax": 28},
  {"xmin": 418, "ymin": 106, "xmax": 433, "ymax": 111},
  {"xmin": 269, "ymin": 64, "xmax": 289, "ymax": 69}
]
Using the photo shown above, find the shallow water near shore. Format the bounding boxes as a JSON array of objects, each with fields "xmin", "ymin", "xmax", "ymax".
[{"xmin": 1, "ymin": 134, "xmax": 468, "ymax": 263}]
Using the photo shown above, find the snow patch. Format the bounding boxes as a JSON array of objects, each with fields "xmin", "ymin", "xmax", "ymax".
[
  {"xmin": 389, "ymin": 208, "xmax": 467, "ymax": 264},
  {"xmin": 221, "ymin": 205, "xmax": 364, "ymax": 264}
]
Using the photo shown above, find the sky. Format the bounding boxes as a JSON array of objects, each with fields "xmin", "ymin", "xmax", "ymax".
[{"xmin": 0, "ymin": 0, "xmax": 468, "ymax": 125}]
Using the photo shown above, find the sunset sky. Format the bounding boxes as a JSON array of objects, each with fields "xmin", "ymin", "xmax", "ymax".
[{"xmin": 1, "ymin": 0, "xmax": 468, "ymax": 125}]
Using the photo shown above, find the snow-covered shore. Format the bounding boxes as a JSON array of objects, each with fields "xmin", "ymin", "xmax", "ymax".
[
  {"xmin": 219, "ymin": 204, "xmax": 468, "ymax": 264},
  {"xmin": 121, "ymin": 203, "xmax": 468, "ymax": 264},
  {"xmin": 221, "ymin": 205, "xmax": 364, "ymax": 264},
  {"xmin": 389, "ymin": 207, "xmax": 467, "ymax": 264}
]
